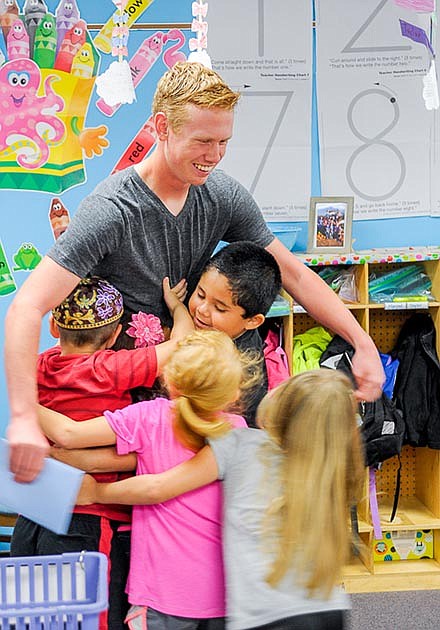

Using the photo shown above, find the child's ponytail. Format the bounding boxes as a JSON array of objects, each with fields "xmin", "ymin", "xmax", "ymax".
[
  {"xmin": 164, "ymin": 330, "xmax": 258, "ymax": 451},
  {"xmin": 174, "ymin": 394, "xmax": 232, "ymax": 451}
]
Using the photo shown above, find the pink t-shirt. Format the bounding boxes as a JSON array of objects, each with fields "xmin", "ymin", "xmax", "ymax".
[{"xmin": 104, "ymin": 397, "xmax": 247, "ymax": 618}]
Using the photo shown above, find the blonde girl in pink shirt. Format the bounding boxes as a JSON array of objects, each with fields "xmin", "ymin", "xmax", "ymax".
[{"xmin": 38, "ymin": 330, "xmax": 254, "ymax": 630}]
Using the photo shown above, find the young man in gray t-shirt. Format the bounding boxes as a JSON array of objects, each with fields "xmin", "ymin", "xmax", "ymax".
[{"xmin": 5, "ymin": 61, "xmax": 384, "ymax": 483}]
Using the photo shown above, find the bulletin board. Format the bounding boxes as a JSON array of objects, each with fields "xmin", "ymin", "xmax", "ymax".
[{"xmin": 0, "ymin": 0, "xmax": 191, "ymax": 431}]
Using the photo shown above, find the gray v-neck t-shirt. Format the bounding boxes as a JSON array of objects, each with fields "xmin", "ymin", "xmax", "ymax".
[{"xmin": 48, "ymin": 167, "xmax": 274, "ymax": 326}]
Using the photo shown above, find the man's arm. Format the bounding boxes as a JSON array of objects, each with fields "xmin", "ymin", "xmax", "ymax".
[
  {"xmin": 5, "ymin": 257, "xmax": 81, "ymax": 482},
  {"xmin": 266, "ymin": 238, "xmax": 384, "ymax": 401},
  {"xmin": 38, "ymin": 405, "xmax": 116, "ymax": 449},
  {"xmin": 50, "ymin": 446, "xmax": 137, "ymax": 473},
  {"xmin": 77, "ymin": 445, "xmax": 218, "ymax": 505}
]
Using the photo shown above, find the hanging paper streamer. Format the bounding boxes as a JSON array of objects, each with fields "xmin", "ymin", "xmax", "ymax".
[
  {"xmin": 394, "ymin": 0, "xmax": 435, "ymax": 11},
  {"xmin": 423, "ymin": 59, "xmax": 439, "ymax": 109},
  {"xmin": 95, "ymin": 0, "xmax": 135, "ymax": 108},
  {"xmin": 399, "ymin": 18, "xmax": 435, "ymax": 55},
  {"xmin": 94, "ymin": 0, "xmax": 154, "ymax": 55},
  {"xmin": 188, "ymin": 0, "xmax": 211, "ymax": 67},
  {"xmin": 96, "ymin": 29, "xmax": 185, "ymax": 117},
  {"xmin": 112, "ymin": 114, "xmax": 157, "ymax": 172}
]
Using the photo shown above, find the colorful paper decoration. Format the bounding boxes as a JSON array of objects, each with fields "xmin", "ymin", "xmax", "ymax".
[
  {"xmin": 0, "ymin": 4, "xmax": 105, "ymax": 194},
  {"xmin": 399, "ymin": 18, "xmax": 434, "ymax": 56},
  {"xmin": 95, "ymin": 0, "xmax": 135, "ymax": 107},
  {"xmin": 0, "ymin": 0, "xmax": 20, "ymax": 49},
  {"xmin": 423, "ymin": 60, "xmax": 439, "ymax": 110},
  {"xmin": 12, "ymin": 243, "xmax": 42, "ymax": 271},
  {"xmin": 0, "ymin": 240, "xmax": 16, "ymax": 296},
  {"xmin": 49, "ymin": 197, "xmax": 70, "ymax": 240},
  {"xmin": 93, "ymin": 0, "xmax": 154, "ymax": 55},
  {"xmin": 394, "ymin": 0, "xmax": 435, "ymax": 12},
  {"xmin": 188, "ymin": 0, "xmax": 211, "ymax": 68},
  {"xmin": 7, "ymin": 19, "xmax": 30, "ymax": 61}
]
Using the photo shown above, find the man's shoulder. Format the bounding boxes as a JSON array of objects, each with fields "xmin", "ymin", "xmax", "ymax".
[
  {"xmin": 203, "ymin": 168, "xmax": 243, "ymax": 192},
  {"xmin": 89, "ymin": 166, "xmax": 136, "ymax": 198}
]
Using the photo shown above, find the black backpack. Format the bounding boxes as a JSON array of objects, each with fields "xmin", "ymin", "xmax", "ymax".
[{"xmin": 320, "ymin": 336, "xmax": 404, "ymax": 468}]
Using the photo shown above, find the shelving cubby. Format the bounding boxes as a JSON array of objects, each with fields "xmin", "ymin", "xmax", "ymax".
[{"xmin": 291, "ymin": 248, "xmax": 440, "ymax": 592}]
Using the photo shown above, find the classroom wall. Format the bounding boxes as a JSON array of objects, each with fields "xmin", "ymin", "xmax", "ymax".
[{"xmin": 0, "ymin": 0, "xmax": 436, "ymax": 435}]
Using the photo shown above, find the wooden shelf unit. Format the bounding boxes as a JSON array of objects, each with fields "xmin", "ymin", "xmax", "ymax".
[{"xmin": 289, "ymin": 248, "xmax": 440, "ymax": 593}]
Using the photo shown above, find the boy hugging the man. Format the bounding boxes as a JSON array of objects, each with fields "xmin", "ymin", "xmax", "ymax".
[{"xmin": 188, "ymin": 240, "xmax": 282, "ymax": 426}]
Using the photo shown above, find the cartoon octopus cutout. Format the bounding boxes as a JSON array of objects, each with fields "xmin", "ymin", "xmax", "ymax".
[{"xmin": 0, "ymin": 58, "xmax": 66, "ymax": 169}]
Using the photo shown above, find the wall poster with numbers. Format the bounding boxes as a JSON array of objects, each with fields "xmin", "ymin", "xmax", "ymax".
[
  {"xmin": 316, "ymin": 0, "xmax": 433, "ymax": 220},
  {"xmin": 207, "ymin": 0, "xmax": 312, "ymax": 222}
]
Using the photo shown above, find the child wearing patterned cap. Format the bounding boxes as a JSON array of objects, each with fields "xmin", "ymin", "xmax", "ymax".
[{"xmin": 10, "ymin": 275, "xmax": 193, "ymax": 630}]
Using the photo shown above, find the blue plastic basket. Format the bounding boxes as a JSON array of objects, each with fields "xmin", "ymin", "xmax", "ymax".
[
  {"xmin": 0, "ymin": 552, "xmax": 108, "ymax": 629},
  {"xmin": 272, "ymin": 226, "xmax": 302, "ymax": 251}
]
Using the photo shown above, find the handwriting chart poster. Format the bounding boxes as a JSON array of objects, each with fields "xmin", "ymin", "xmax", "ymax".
[
  {"xmin": 316, "ymin": 0, "xmax": 432, "ymax": 220},
  {"xmin": 208, "ymin": 0, "xmax": 312, "ymax": 222}
]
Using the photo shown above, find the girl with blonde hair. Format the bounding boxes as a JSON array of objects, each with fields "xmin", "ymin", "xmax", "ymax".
[
  {"xmin": 78, "ymin": 369, "xmax": 365, "ymax": 630},
  {"xmin": 38, "ymin": 330, "xmax": 253, "ymax": 630}
]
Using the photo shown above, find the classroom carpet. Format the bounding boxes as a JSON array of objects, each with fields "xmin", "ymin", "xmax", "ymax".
[{"xmin": 348, "ymin": 590, "xmax": 440, "ymax": 629}]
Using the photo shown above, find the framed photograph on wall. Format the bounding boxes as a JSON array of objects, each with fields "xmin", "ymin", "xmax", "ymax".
[{"xmin": 307, "ymin": 197, "xmax": 354, "ymax": 254}]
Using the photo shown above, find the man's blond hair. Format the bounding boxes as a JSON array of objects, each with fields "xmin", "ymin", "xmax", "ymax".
[{"xmin": 152, "ymin": 61, "xmax": 240, "ymax": 131}]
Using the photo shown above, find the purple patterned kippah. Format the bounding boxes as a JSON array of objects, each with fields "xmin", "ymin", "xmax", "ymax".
[{"xmin": 52, "ymin": 276, "xmax": 124, "ymax": 330}]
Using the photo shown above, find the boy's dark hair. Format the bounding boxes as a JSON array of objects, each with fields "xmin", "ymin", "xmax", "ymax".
[
  {"xmin": 205, "ymin": 241, "xmax": 282, "ymax": 317},
  {"xmin": 58, "ymin": 321, "xmax": 121, "ymax": 350}
]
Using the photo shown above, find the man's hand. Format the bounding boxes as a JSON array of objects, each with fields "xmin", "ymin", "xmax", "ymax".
[
  {"xmin": 351, "ymin": 339, "xmax": 385, "ymax": 402},
  {"xmin": 76, "ymin": 473, "xmax": 98, "ymax": 505},
  {"xmin": 7, "ymin": 421, "xmax": 50, "ymax": 483}
]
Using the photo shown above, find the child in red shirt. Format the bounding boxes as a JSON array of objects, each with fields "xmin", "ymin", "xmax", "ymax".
[{"xmin": 11, "ymin": 275, "xmax": 193, "ymax": 630}]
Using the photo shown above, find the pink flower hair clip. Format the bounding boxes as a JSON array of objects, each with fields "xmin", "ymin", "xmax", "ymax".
[{"xmin": 126, "ymin": 312, "xmax": 165, "ymax": 348}]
